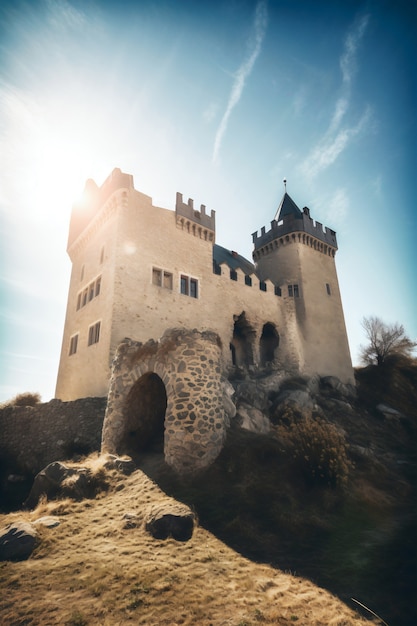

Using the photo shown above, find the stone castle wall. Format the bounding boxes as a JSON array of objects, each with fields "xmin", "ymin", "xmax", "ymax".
[
  {"xmin": 102, "ymin": 328, "xmax": 236, "ymax": 474},
  {"xmin": 0, "ymin": 398, "xmax": 106, "ymax": 476}
]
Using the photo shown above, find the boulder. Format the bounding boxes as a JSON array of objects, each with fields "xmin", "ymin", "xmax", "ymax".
[
  {"xmin": 145, "ymin": 502, "xmax": 195, "ymax": 541},
  {"xmin": 272, "ymin": 390, "xmax": 314, "ymax": 422},
  {"xmin": 24, "ymin": 461, "xmax": 77, "ymax": 509},
  {"xmin": 320, "ymin": 376, "xmax": 356, "ymax": 399},
  {"xmin": 236, "ymin": 402, "xmax": 271, "ymax": 434},
  {"xmin": 0, "ymin": 521, "xmax": 39, "ymax": 561},
  {"xmin": 33, "ymin": 516, "xmax": 61, "ymax": 528}
]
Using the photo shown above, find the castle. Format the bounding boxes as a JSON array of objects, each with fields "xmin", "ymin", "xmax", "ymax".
[{"xmin": 56, "ymin": 167, "xmax": 353, "ymax": 403}]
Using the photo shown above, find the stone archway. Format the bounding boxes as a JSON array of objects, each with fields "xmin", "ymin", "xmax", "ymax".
[
  {"xmin": 119, "ymin": 372, "xmax": 167, "ymax": 460},
  {"xmin": 260, "ymin": 322, "xmax": 279, "ymax": 366}
]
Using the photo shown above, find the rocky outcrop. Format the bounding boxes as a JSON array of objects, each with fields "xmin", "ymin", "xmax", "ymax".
[{"xmin": 0, "ymin": 521, "xmax": 39, "ymax": 561}]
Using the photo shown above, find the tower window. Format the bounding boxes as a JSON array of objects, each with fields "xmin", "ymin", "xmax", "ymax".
[
  {"xmin": 88, "ymin": 321, "xmax": 101, "ymax": 346},
  {"xmin": 245, "ymin": 275, "xmax": 252, "ymax": 286},
  {"xmin": 326, "ymin": 283, "xmax": 331, "ymax": 295},
  {"xmin": 288, "ymin": 284, "xmax": 299, "ymax": 297},
  {"xmin": 95, "ymin": 276, "xmax": 101, "ymax": 296},
  {"xmin": 180, "ymin": 274, "xmax": 198, "ymax": 298},
  {"xmin": 69, "ymin": 334, "xmax": 78, "ymax": 356},
  {"xmin": 230, "ymin": 269, "xmax": 237, "ymax": 281},
  {"xmin": 259, "ymin": 281, "xmax": 267, "ymax": 292}
]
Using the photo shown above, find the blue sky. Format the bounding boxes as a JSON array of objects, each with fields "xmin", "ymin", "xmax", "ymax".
[{"xmin": 0, "ymin": 0, "xmax": 415, "ymax": 402}]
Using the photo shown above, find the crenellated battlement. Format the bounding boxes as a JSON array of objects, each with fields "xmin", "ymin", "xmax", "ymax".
[
  {"xmin": 175, "ymin": 192, "xmax": 216, "ymax": 241},
  {"xmin": 252, "ymin": 206, "xmax": 337, "ymax": 252}
]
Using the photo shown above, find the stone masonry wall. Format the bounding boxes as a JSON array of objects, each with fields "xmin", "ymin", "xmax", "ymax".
[
  {"xmin": 102, "ymin": 328, "xmax": 236, "ymax": 474},
  {"xmin": 0, "ymin": 398, "xmax": 106, "ymax": 476}
]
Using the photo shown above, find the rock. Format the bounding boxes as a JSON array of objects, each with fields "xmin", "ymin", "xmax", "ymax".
[
  {"xmin": 33, "ymin": 516, "xmax": 61, "ymax": 528},
  {"xmin": 0, "ymin": 521, "xmax": 39, "ymax": 561},
  {"xmin": 376, "ymin": 404, "xmax": 404, "ymax": 420},
  {"xmin": 272, "ymin": 390, "xmax": 314, "ymax": 422},
  {"xmin": 145, "ymin": 502, "xmax": 195, "ymax": 541},
  {"xmin": 24, "ymin": 461, "xmax": 77, "ymax": 509},
  {"xmin": 102, "ymin": 454, "xmax": 136, "ymax": 475},
  {"xmin": 234, "ymin": 380, "xmax": 270, "ymax": 412},
  {"xmin": 236, "ymin": 402, "xmax": 271, "ymax": 434},
  {"xmin": 320, "ymin": 376, "xmax": 356, "ymax": 399}
]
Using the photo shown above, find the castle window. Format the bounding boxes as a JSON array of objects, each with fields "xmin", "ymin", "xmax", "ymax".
[
  {"xmin": 152, "ymin": 268, "xmax": 173, "ymax": 290},
  {"xmin": 163, "ymin": 272, "xmax": 173, "ymax": 289},
  {"xmin": 152, "ymin": 268, "xmax": 162, "ymax": 286},
  {"xmin": 245, "ymin": 275, "xmax": 252, "ymax": 286},
  {"xmin": 88, "ymin": 321, "xmax": 101, "ymax": 346},
  {"xmin": 69, "ymin": 334, "xmax": 78, "ymax": 356},
  {"xmin": 230, "ymin": 269, "xmax": 238, "ymax": 281},
  {"xmin": 326, "ymin": 283, "xmax": 331, "ymax": 295},
  {"xmin": 95, "ymin": 276, "xmax": 101, "ymax": 296},
  {"xmin": 180, "ymin": 275, "xmax": 198, "ymax": 298},
  {"xmin": 82, "ymin": 288, "xmax": 88, "ymax": 307},
  {"xmin": 288, "ymin": 284, "xmax": 299, "ymax": 297},
  {"xmin": 213, "ymin": 261, "xmax": 222, "ymax": 275},
  {"xmin": 76, "ymin": 293, "xmax": 82, "ymax": 310},
  {"xmin": 259, "ymin": 281, "xmax": 267, "ymax": 292},
  {"xmin": 274, "ymin": 285, "xmax": 281, "ymax": 296},
  {"xmin": 88, "ymin": 283, "xmax": 95, "ymax": 301}
]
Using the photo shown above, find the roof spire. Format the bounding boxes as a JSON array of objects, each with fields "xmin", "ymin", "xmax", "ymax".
[{"xmin": 283, "ymin": 178, "xmax": 287, "ymax": 193}]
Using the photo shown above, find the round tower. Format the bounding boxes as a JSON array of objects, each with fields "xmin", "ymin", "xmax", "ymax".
[{"xmin": 252, "ymin": 189, "xmax": 354, "ymax": 384}]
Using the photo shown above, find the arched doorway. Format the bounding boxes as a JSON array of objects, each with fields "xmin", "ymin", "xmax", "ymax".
[
  {"xmin": 230, "ymin": 312, "xmax": 255, "ymax": 369},
  {"xmin": 260, "ymin": 322, "xmax": 279, "ymax": 366},
  {"xmin": 119, "ymin": 372, "xmax": 167, "ymax": 460}
]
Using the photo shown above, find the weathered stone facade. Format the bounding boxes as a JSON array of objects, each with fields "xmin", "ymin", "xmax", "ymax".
[{"xmin": 102, "ymin": 328, "xmax": 236, "ymax": 473}]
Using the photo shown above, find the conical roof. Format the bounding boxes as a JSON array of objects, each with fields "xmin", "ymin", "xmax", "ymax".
[{"xmin": 274, "ymin": 192, "xmax": 303, "ymax": 221}]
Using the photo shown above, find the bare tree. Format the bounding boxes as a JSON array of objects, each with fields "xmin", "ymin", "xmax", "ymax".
[{"xmin": 360, "ymin": 316, "xmax": 417, "ymax": 366}]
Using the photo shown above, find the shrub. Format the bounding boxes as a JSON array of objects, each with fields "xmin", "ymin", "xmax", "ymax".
[
  {"xmin": 276, "ymin": 414, "xmax": 353, "ymax": 488},
  {"xmin": 1, "ymin": 391, "xmax": 41, "ymax": 408}
]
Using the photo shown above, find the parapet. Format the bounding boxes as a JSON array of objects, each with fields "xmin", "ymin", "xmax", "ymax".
[
  {"xmin": 252, "ymin": 206, "xmax": 338, "ymax": 251},
  {"xmin": 175, "ymin": 192, "xmax": 216, "ymax": 235}
]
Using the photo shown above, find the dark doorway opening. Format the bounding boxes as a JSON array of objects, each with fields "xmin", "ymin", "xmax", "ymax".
[
  {"xmin": 260, "ymin": 322, "xmax": 279, "ymax": 366},
  {"xmin": 230, "ymin": 312, "xmax": 255, "ymax": 369},
  {"xmin": 120, "ymin": 372, "xmax": 167, "ymax": 461}
]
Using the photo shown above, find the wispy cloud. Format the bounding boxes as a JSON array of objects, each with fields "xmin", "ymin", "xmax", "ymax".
[
  {"xmin": 212, "ymin": 0, "xmax": 268, "ymax": 163},
  {"xmin": 299, "ymin": 14, "xmax": 370, "ymax": 181}
]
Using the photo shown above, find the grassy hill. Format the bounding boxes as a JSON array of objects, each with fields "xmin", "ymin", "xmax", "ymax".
[{"xmin": 0, "ymin": 358, "xmax": 415, "ymax": 625}]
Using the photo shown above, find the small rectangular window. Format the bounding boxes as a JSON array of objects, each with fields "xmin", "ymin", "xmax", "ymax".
[
  {"xmin": 326, "ymin": 283, "xmax": 331, "ymax": 295},
  {"xmin": 82, "ymin": 288, "xmax": 88, "ymax": 307},
  {"xmin": 163, "ymin": 272, "xmax": 173, "ymax": 290},
  {"xmin": 259, "ymin": 281, "xmax": 267, "ymax": 292},
  {"xmin": 180, "ymin": 274, "xmax": 198, "ymax": 298},
  {"xmin": 180, "ymin": 275, "xmax": 188, "ymax": 295},
  {"xmin": 152, "ymin": 268, "xmax": 162, "ymax": 286},
  {"xmin": 190, "ymin": 278, "xmax": 198, "ymax": 298},
  {"xmin": 293, "ymin": 284, "xmax": 299, "ymax": 297},
  {"xmin": 245, "ymin": 275, "xmax": 252, "ymax": 286},
  {"xmin": 69, "ymin": 334, "xmax": 78, "ymax": 355},
  {"xmin": 288, "ymin": 285, "xmax": 293, "ymax": 297},
  {"xmin": 288, "ymin": 284, "xmax": 299, "ymax": 297},
  {"xmin": 88, "ymin": 322, "xmax": 101, "ymax": 346},
  {"xmin": 95, "ymin": 276, "xmax": 101, "ymax": 296},
  {"xmin": 88, "ymin": 283, "xmax": 95, "ymax": 301},
  {"xmin": 230, "ymin": 269, "xmax": 237, "ymax": 281},
  {"xmin": 76, "ymin": 293, "xmax": 81, "ymax": 311},
  {"xmin": 274, "ymin": 285, "xmax": 281, "ymax": 296}
]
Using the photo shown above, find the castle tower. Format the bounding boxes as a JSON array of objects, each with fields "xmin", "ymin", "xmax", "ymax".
[{"xmin": 252, "ymin": 190, "xmax": 354, "ymax": 384}]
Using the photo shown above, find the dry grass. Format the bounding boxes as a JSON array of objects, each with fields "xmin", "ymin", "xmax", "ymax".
[{"xmin": 0, "ymin": 462, "xmax": 375, "ymax": 626}]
